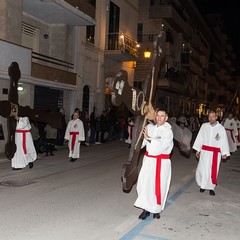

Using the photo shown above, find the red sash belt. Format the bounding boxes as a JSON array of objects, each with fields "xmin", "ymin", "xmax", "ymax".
[
  {"xmin": 70, "ymin": 132, "xmax": 79, "ymax": 152},
  {"xmin": 225, "ymin": 128, "xmax": 235, "ymax": 143},
  {"xmin": 129, "ymin": 124, "xmax": 134, "ymax": 140},
  {"xmin": 237, "ymin": 128, "xmax": 240, "ymax": 142},
  {"xmin": 16, "ymin": 130, "xmax": 30, "ymax": 154},
  {"xmin": 145, "ymin": 151, "xmax": 170, "ymax": 205},
  {"xmin": 201, "ymin": 145, "xmax": 220, "ymax": 184}
]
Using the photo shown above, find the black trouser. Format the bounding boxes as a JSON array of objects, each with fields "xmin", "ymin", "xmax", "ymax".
[{"xmin": 46, "ymin": 138, "xmax": 55, "ymax": 154}]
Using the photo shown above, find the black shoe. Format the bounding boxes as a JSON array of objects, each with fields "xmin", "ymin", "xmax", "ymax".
[
  {"xmin": 153, "ymin": 213, "xmax": 160, "ymax": 219},
  {"xmin": 12, "ymin": 168, "xmax": 22, "ymax": 170},
  {"xmin": 45, "ymin": 153, "xmax": 49, "ymax": 156},
  {"xmin": 200, "ymin": 188, "xmax": 205, "ymax": 193},
  {"xmin": 70, "ymin": 158, "xmax": 77, "ymax": 162},
  {"xmin": 209, "ymin": 190, "xmax": 215, "ymax": 196},
  {"xmin": 50, "ymin": 153, "xmax": 54, "ymax": 156},
  {"xmin": 138, "ymin": 210, "xmax": 150, "ymax": 220},
  {"xmin": 29, "ymin": 162, "xmax": 34, "ymax": 169}
]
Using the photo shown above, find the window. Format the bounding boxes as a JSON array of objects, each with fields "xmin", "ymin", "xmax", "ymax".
[
  {"xmin": 107, "ymin": 1, "xmax": 120, "ymax": 50},
  {"xmin": 134, "ymin": 81, "xmax": 142, "ymax": 90},
  {"xmin": 86, "ymin": 26, "xmax": 95, "ymax": 44}
]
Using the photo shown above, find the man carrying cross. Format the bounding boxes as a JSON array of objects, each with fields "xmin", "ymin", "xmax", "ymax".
[
  {"xmin": 11, "ymin": 115, "xmax": 37, "ymax": 170},
  {"xmin": 134, "ymin": 109, "xmax": 173, "ymax": 220}
]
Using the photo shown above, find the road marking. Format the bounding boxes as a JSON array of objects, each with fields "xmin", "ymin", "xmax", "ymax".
[{"xmin": 120, "ymin": 176, "xmax": 195, "ymax": 240}]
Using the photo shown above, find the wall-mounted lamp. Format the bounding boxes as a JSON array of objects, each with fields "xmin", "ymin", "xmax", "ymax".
[
  {"xmin": 17, "ymin": 85, "xmax": 23, "ymax": 91},
  {"xmin": 144, "ymin": 50, "xmax": 151, "ymax": 59}
]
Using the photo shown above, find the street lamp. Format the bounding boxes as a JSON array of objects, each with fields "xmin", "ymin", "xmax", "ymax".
[{"xmin": 144, "ymin": 49, "xmax": 151, "ymax": 59}]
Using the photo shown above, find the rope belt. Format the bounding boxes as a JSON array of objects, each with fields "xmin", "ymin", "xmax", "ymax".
[
  {"xmin": 145, "ymin": 151, "xmax": 170, "ymax": 205},
  {"xmin": 70, "ymin": 132, "xmax": 79, "ymax": 152},
  {"xmin": 16, "ymin": 130, "xmax": 30, "ymax": 154},
  {"xmin": 201, "ymin": 145, "xmax": 220, "ymax": 184}
]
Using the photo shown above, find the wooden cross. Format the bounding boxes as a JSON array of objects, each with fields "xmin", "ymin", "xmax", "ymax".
[
  {"xmin": 110, "ymin": 31, "xmax": 192, "ymax": 192},
  {"xmin": 0, "ymin": 62, "xmax": 63, "ymax": 160}
]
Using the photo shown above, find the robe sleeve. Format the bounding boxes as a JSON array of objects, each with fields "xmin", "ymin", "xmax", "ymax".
[
  {"xmin": 64, "ymin": 121, "xmax": 71, "ymax": 140},
  {"xmin": 220, "ymin": 129, "xmax": 230, "ymax": 156},
  {"xmin": 192, "ymin": 125, "xmax": 204, "ymax": 152},
  {"xmin": 78, "ymin": 120, "xmax": 85, "ymax": 141},
  {"xmin": 150, "ymin": 128, "xmax": 173, "ymax": 153},
  {"xmin": 17, "ymin": 117, "xmax": 30, "ymax": 130}
]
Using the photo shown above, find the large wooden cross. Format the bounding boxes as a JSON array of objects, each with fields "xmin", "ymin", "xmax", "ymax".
[
  {"xmin": 0, "ymin": 62, "xmax": 63, "ymax": 160},
  {"xmin": 110, "ymin": 31, "xmax": 192, "ymax": 192}
]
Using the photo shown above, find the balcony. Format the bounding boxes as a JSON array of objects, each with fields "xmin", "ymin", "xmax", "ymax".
[
  {"xmin": 181, "ymin": 53, "xmax": 203, "ymax": 77},
  {"xmin": 105, "ymin": 33, "xmax": 138, "ymax": 62},
  {"xmin": 0, "ymin": 40, "xmax": 76, "ymax": 87},
  {"xmin": 22, "ymin": 0, "xmax": 95, "ymax": 26},
  {"xmin": 149, "ymin": 5, "xmax": 191, "ymax": 38},
  {"xmin": 157, "ymin": 70, "xmax": 185, "ymax": 94},
  {"xmin": 31, "ymin": 52, "xmax": 76, "ymax": 85}
]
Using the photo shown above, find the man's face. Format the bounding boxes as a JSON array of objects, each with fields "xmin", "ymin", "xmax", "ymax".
[
  {"xmin": 228, "ymin": 114, "xmax": 233, "ymax": 119},
  {"xmin": 208, "ymin": 112, "xmax": 217, "ymax": 124},
  {"xmin": 156, "ymin": 111, "xmax": 168, "ymax": 125},
  {"xmin": 73, "ymin": 113, "xmax": 79, "ymax": 120}
]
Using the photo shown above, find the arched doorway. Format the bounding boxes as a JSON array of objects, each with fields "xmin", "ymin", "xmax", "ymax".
[{"xmin": 82, "ymin": 85, "xmax": 89, "ymax": 113}]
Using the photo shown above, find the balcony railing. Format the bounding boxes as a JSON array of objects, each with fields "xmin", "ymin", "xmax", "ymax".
[
  {"xmin": 105, "ymin": 33, "xmax": 138, "ymax": 60},
  {"xmin": 32, "ymin": 52, "xmax": 74, "ymax": 71},
  {"xmin": 31, "ymin": 52, "xmax": 76, "ymax": 85}
]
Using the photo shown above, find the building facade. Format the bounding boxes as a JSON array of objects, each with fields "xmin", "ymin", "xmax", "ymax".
[
  {"xmin": 0, "ymin": 0, "xmax": 139, "ymax": 153},
  {"xmin": 135, "ymin": 0, "xmax": 237, "ymax": 119}
]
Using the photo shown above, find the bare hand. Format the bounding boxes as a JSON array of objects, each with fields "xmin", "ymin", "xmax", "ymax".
[
  {"xmin": 196, "ymin": 151, "xmax": 200, "ymax": 159},
  {"xmin": 222, "ymin": 155, "xmax": 227, "ymax": 160}
]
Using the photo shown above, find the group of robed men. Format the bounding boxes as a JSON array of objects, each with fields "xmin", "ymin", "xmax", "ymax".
[
  {"xmin": 7, "ymin": 109, "xmax": 238, "ymax": 221},
  {"xmin": 10, "ymin": 111, "xmax": 85, "ymax": 170},
  {"xmin": 135, "ymin": 110, "xmax": 237, "ymax": 220}
]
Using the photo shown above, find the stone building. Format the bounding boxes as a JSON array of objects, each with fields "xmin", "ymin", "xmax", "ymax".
[{"xmin": 0, "ymin": 0, "xmax": 139, "ymax": 153}]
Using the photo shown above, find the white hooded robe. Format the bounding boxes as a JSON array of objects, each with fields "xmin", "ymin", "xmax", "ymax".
[
  {"xmin": 134, "ymin": 122, "xmax": 173, "ymax": 214},
  {"xmin": 64, "ymin": 118, "xmax": 85, "ymax": 159},
  {"xmin": 12, "ymin": 117, "xmax": 37, "ymax": 168},
  {"xmin": 193, "ymin": 122, "xmax": 230, "ymax": 190}
]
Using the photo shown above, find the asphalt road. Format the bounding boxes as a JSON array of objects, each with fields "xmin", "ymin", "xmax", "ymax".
[{"xmin": 0, "ymin": 141, "xmax": 239, "ymax": 240}]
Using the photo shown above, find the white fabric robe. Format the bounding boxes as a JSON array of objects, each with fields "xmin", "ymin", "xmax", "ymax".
[
  {"xmin": 64, "ymin": 119, "xmax": 85, "ymax": 158},
  {"xmin": 193, "ymin": 122, "xmax": 230, "ymax": 190},
  {"xmin": 235, "ymin": 119, "xmax": 240, "ymax": 147},
  {"xmin": 223, "ymin": 118, "xmax": 238, "ymax": 152},
  {"xmin": 12, "ymin": 117, "xmax": 37, "ymax": 168},
  {"xmin": 134, "ymin": 122, "xmax": 173, "ymax": 214}
]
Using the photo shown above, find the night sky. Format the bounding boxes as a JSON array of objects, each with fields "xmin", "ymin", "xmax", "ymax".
[{"xmin": 194, "ymin": 0, "xmax": 240, "ymax": 73}]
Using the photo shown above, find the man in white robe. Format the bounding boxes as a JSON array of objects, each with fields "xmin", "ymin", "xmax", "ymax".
[
  {"xmin": 134, "ymin": 110, "xmax": 173, "ymax": 220},
  {"xmin": 12, "ymin": 116, "xmax": 37, "ymax": 169},
  {"xmin": 64, "ymin": 111, "xmax": 85, "ymax": 162},
  {"xmin": 193, "ymin": 110, "xmax": 230, "ymax": 196},
  {"xmin": 234, "ymin": 115, "xmax": 240, "ymax": 147},
  {"xmin": 223, "ymin": 113, "xmax": 238, "ymax": 152}
]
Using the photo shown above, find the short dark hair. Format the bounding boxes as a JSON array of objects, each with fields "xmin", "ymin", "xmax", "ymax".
[
  {"xmin": 156, "ymin": 109, "xmax": 168, "ymax": 117},
  {"xmin": 209, "ymin": 110, "xmax": 216, "ymax": 114}
]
